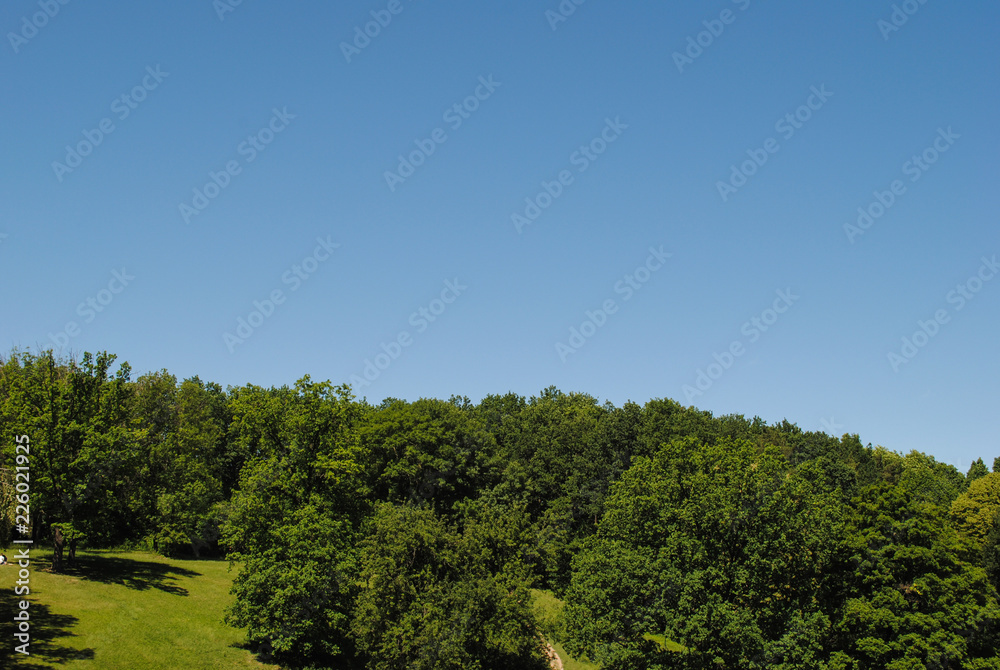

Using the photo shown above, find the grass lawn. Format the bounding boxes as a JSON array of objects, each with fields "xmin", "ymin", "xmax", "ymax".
[
  {"xmin": 0, "ymin": 551, "xmax": 608, "ymax": 669},
  {"xmin": 0, "ymin": 548, "xmax": 277, "ymax": 670}
]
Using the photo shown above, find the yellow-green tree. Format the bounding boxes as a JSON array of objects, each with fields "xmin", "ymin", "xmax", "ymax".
[{"xmin": 952, "ymin": 472, "xmax": 1000, "ymax": 549}]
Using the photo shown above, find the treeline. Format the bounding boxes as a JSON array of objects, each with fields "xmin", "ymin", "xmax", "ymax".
[{"xmin": 1, "ymin": 349, "xmax": 999, "ymax": 669}]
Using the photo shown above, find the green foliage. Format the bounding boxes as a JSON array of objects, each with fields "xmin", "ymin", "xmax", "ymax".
[
  {"xmin": 968, "ymin": 458, "xmax": 990, "ymax": 483},
  {"xmin": 565, "ymin": 436, "xmax": 849, "ymax": 669},
  {"xmin": 483, "ymin": 387, "xmax": 621, "ymax": 592},
  {"xmin": 834, "ymin": 482, "xmax": 1000, "ymax": 669},
  {"xmin": 530, "ymin": 589, "xmax": 614, "ymax": 670},
  {"xmin": 359, "ymin": 397, "xmax": 490, "ymax": 512},
  {"xmin": 351, "ymin": 504, "xmax": 547, "ymax": 670},
  {"xmin": 150, "ymin": 377, "xmax": 228, "ymax": 556},
  {"xmin": 0, "ymin": 465, "xmax": 16, "ymax": 545},
  {"xmin": 221, "ymin": 377, "xmax": 369, "ymax": 668},
  {"xmin": 897, "ymin": 450, "xmax": 967, "ymax": 506},
  {"xmin": 639, "ymin": 398, "xmax": 719, "ymax": 455},
  {"xmin": 0, "ymin": 350, "xmax": 144, "ymax": 555},
  {"xmin": 129, "ymin": 371, "xmax": 243, "ymax": 557},
  {"xmin": 4, "ymin": 349, "xmax": 999, "ymax": 670},
  {"xmin": 951, "ymin": 473, "xmax": 1000, "ymax": 549},
  {"xmin": 984, "ymin": 509, "xmax": 1000, "ymax": 591}
]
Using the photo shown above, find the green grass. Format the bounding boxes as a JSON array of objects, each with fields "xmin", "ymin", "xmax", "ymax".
[
  {"xmin": 530, "ymin": 589, "xmax": 600, "ymax": 670},
  {"xmin": 643, "ymin": 632, "xmax": 688, "ymax": 653},
  {"xmin": 0, "ymin": 548, "xmax": 277, "ymax": 670},
  {"xmin": 0, "ymin": 550, "xmax": 632, "ymax": 669}
]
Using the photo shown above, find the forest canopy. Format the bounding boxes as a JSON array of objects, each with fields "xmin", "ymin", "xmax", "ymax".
[{"xmin": 2, "ymin": 349, "xmax": 998, "ymax": 669}]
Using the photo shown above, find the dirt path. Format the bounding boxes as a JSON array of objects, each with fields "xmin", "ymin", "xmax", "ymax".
[{"xmin": 544, "ymin": 641, "xmax": 563, "ymax": 670}]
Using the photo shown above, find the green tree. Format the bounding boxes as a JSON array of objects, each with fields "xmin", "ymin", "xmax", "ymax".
[
  {"xmin": 222, "ymin": 378, "xmax": 369, "ymax": 668},
  {"xmin": 351, "ymin": 503, "xmax": 547, "ymax": 670},
  {"xmin": 968, "ymin": 457, "xmax": 990, "ymax": 483},
  {"xmin": 0, "ymin": 350, "xmax": 142, "ymax": 567},
  {"xmin": 150, "ymin": 377, "xmax": 228, "ymax": 556},
  {"xmin": 0, "ymin": 465, "xmax": 17, "ymax": 546},
  {"xmin": 486, "ymin": 387, "xmax": 609, "ymax": 591},
  {"xmin": 984, "ymin": 509, "xmax": 1000, "ymax": 591},
  {"xmin": 834, "ymin": 482, "xmax": 1000, "ymax": 669},
  {"xmin": 565, "ymin": 436, "xmax": 847, "ymax": 669},
  {"xmin": 132, "ymin": 368, "xmax": 180, "ymax": 537},
  {"xmin": 359, "ymin": 397, "xmax": 491, "ymax": 512},
  {"xmin": 898, "ymin": 450, "xmax": 966, "ymax": 507},
  {"xmin": 951, "ymin": 472, "xmax": 1000, "ymax": 550},
  {"xmin": 638, "ymin": 398, "xmax": 719, "ymax": 456}
]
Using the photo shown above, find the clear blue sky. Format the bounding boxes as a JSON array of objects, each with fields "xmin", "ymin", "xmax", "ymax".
[{"xmin": 2, "ymin": 1, "xmax": 997, "ymax": 470}]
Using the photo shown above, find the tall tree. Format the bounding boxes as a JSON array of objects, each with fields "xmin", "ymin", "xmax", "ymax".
[
  {"xmin": 984, "ymin": 509, "xmax": 1000, "ymax": 591},
  {"xmin": 968, "ymin": 457, "xmax": 990, "ymax": 483},
  {"xmin": 834, "ymin": 481, "xmax": 1000, "ymax": 669},
  {"xmin": 351, "ymin": 503, "xmax": 547, "ymax": 670},
  {"xmin": 488, "ymin": 387, "xmax": 607, "ymax": 591},
  {"xmin": 565, "ymin": 436, "xmax": 847, "ymax": 669},
  {"xmin": 0, "ymin": 350, "xmax": 141, "ymax": 567},
  {"xmin": 359, "ymin": 397, "xmax": 491, "ymax": 512},
  {"xmin": 150, "ymin": 377, "xmax": 227, "ymax": 556},
  {"xmin": 951, "ymin": 472, "xmax": 1000, "ymax": 550},
  {"xmin": 222, "ymin": 377, "xmax": 369, "ymax": 668}
]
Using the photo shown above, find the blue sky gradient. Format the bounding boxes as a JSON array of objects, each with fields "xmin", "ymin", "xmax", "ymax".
[{"xmin": 2, "ymin": 1, "xmax": 998, "ymax": 469}]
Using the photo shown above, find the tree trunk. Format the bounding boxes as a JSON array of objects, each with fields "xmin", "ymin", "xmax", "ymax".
[
  {"xmin": 33, "ymin": 509, "xmax": 45, "ymax": 544},
  {"xmin": 52, "ymin": 526, "xmax": 65, "ymax": 572}
]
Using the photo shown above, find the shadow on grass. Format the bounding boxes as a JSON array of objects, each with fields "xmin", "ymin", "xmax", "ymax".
[
  {"xmin": 229, "ymin": 640, "xmax": 271, "ymax": 663},
  {"xmin": 228, "ymin": 639, "xmax": 365, "ymax": 670},
  {"xmin": 42, "ymin": 553, "xmax": 202, "ymax": 596},
  {"xmin": 0, "ymin": 589, "xmax": 95, "ymax": 666}
]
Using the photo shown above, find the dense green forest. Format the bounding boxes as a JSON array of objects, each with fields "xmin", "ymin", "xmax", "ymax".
[{"xmin": 2, "ymin": 349, "xmax": 999, "ymax": 669}]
